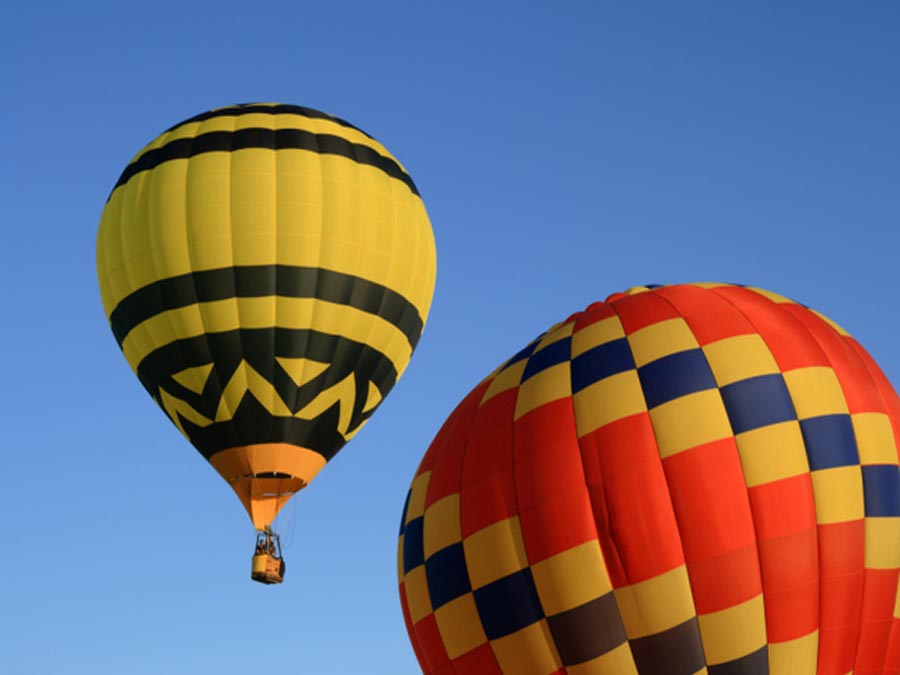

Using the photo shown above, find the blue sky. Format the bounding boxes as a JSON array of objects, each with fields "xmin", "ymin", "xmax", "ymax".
[{"xmin": 1, "ymin": 2, "xmax": 898, "ymax": 673}]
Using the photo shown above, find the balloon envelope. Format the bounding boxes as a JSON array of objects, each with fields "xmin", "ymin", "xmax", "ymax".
[
  {"xmin": 398, "ymin": 283, "xmax": 900, "ymax": 674},
  {"xmin": 98, "ymin": 103, "xmax": 436, "ymax": 528}
]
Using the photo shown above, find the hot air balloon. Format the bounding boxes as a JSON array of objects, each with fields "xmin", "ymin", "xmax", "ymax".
[
  {"xmin": 97, "ymin": 103, "xmax": 436, "ymax": 584},
  {"xmin": 398, "ymin": 283, "xmax": 900, "ymax": 674}
]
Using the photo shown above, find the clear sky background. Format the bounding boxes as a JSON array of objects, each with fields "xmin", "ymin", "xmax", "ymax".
[{"xmin": 1, "ymin": 2, "xmax": 899, "ymax": 673}]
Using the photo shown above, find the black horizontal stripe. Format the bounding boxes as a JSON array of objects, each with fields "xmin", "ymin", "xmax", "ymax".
[
  {"xmin": 110, "ymin": 265, "xmax": 424, "ymax": 351},
  {"xmin": 166, "ymin": 103, "xmax": 371, "ymax": 138},
  {"xmin": 111, "ymin": 126, "xmax": 418, "ymax": 198}
]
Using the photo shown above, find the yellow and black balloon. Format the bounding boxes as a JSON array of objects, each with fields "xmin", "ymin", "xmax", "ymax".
[{"xmin": 97, "ymin": 103, "xmax": 436, "ymax": 530}]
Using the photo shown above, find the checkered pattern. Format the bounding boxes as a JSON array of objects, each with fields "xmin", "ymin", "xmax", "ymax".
[{"xmin": 398, "ymin": 283, "xmax": 900, "ymax": 674}]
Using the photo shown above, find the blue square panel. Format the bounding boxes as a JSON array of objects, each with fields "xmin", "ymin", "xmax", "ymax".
[
  {"xmin": 861, "ymin": 464, "xmax": 900, "ymax": 517},
  {"xmin": 474, "ymin": 567, "xmax": 544, "ymax": 640},
  {"xmin": 571, "ymin": 338, "xmax": 635, "ymax": 393},
  {"xmin": 402, "ymin": 515, "xmax": 425, "ymax": 574},
  {"xmin": 801, "ymin": 414, "xmax": 859, "ymax": 471},
  {"xmin": 638, "ymin": 349, "xmax": 717, "ymax": 409},
  {"xmin": 425, "ymin": 542, "xmax": 471, "ymax": 610},
  {"xmin": 720, "ymin": 374, "xmax": 796, "ymax": 435},
  {"xmin": 522, "ymin": 338, "xmax": 572, "ymax": 382}
]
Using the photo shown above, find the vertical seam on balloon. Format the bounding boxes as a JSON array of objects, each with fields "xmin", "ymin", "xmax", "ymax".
[
  {"xmin": 605, "ymin": 289, "xmax": 711, "ymax": 669},
  {"xmin": 348, "ymin": 124, "xmax": 382, "ymax": 441},
  {"xmin": 707, "ymin": 284, "xmax": 832, "ymax": 667},
  {"xmin": 564, "ymin": 311, "xmax": 639, "ymax": 674},
  {"xmin": 506, "ymin": 329, "xmax": 564, "ymax": 671},
  {"xmin": 149, "ymin": 126, "xmax": 204, "ymax": 441},
  {"xmin": 664, "ymin": 284, "xmax": 772, "ymax": 671},
  {"xmin": 840, "ymin": 341, "xmax": 900, "ymax": 672},
  {"xmin": 779, "ymin": 296, "xmax": 890, "ymax": 672}
]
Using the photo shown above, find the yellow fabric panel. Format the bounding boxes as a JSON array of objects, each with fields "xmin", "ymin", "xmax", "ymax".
[
  {"xmin": 571, "ymin": 315, "xmax": 626, "ymax": 358},
  {"xmin": 403, "ymin": 565, "xmax": 432, "ymax": 624},
  {"xmin": 809, "ymin": 309, "xmax": 849, "ymax": 336},
  {"xmin": 745, "ymin": 287, "xmax": 793, "ymax": 304},
  {"xmin": 275, "ymin": 357, "xmax": 329, "ymax": 388},
  {"xmin": 404, "ymin": 471, "xmax": 431, "ymax": 525},
  {"xmin": 534, "ymin": 321, "xmax": 575, "ymax": 351},
  {"xmin": 423, "ymin": 494, "xmax": 461, "ymax": 559},
  {"xmin": 852, "ymin": 412, "xmax": 899, "ymax": 465},
  {"xmin": 171, "ymin": 363, "xmax": 214, "ymax": 394},
  {"xmin": 99, "ymin": 150, "xmax": 434, "ymax": 320},
  {"xmin": 767, "ymin": 630, "xmax": 818, "ymax": 675},
  {"xmin": 865, "ymin": 517, "xmax": 900, "ymax": 569},
  {"xmin": 215, "ymin": 361, "xmax": 291, "ymax": 421},
  {"xmin": 514, "ymin": 363, "xmax": 571, "ymax": 420},
  {"xmin": 490, "ymin": 621, "xmax": 562, "ymax": 675},
  {"xmin": 783, "ymin": 367, "xmax": 849, "ymax": 419},
  {"xmin": 614, "ymin": 565, "xmax": 696, "ymax": 638},
  {"xmin": 293, "ymin": 374, "xmax": 356, "ymax": 435},
  {"xmin": 481, "ymin": 360, "xmax": 527, "ymax": 405},
  {"xmin": 434, "ymin": 594, "xmax": 488, "ymax": 659},
  {"xmin": 696, "ymin": 595, "xmax": 767, "ymax": 665},
  {"xmin": 702, "ymin": 334, "xmax": 780, "ymax": 387},
  {"xmin": 530, "ymin": 540, "xmax": 612, "ymax": 616},
  {"xmin": 564, "ymin": 642, "xmax": 639, "ymax": 675},
  {"xmin": 120, "ymin": 297, "xmax": 411, "ymax": 374},
  {"xmin": 649, "ymin": 390, "xmax": 733, "ymax": 458},
  {"xmin": 688, "ymin": 282, "xmax": 729, "ymax": 289},
  {"xmin": 810, "ymin": 466, "xmax": 864, "ymax": 524},
  {"xmin": 735, "ymin": 421, "xmax": 810, "ymax": 487},
  {"xmin": 362, "ymin": 380, "xmax": 382, "ymax": 413},
  {"xmin": 573, "ymin": 370, "xmax": 647, "ymax": 438},
  {"xmin": 894, "ymin": 579, "xmax": 900, "ymax": 617},
  {"xmin": 627, "ymin": 318, "xmax": 699, "ymax": 368},
  {"xmin": 463, "ymin": 517, "xmax": 528, "ymax": 590},
  {"xmin": 159, "ymin": 388, "xmax": 212, "ymax": 435}
]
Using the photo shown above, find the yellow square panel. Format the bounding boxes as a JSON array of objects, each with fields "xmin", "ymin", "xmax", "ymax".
[
  {"xmin": 463, "ymin": 517, "xmax": 528, "ymax": 590},
  {"xmin": 768, "ymin": 630, "xmax": 818, "ymax": 674},
  {"xmin": 565, "ymin": 642, "xmax": 638, "ymax": 675},
  {"xmin": 573, "ymin": 370, "xmax": 647, "ymax": 438},
  {"xmin": 735, "ymin": 421, "xmax": 809, "ymax": 487},
  {"xmin": 852, "ymin": 413, "xmax": 899, "ymax": 465},
  {"xmin": 649, "ymin": 390, "xmax": 733, "ymax": 458},
  {"xmin": 434, "ymin": 594, "xmax": 488, "ymax": 659},
  {"xmin": 614, "ymin": 565, "xmax": 696, "ymax": 638},
  {"xmin": 572, "ymin": 315, "xmax": 626, "ymax": 358},
  {"xmin": 514, "ymin": 363, "xmax": 571, "ymax": 420},
  {"xmin": 866, "ymin": 518, "xmax": 900, "ymax": 569},
  {"xmin": 810, "ymin": 309, "xmax": 849, "ymax": 336},
  {"xmin": 702, "ymin": 334, "xmax": 780, "ymax": 387},
  {"xmin": 423, "ymin": 494, "xmax": 461, "ymax": 559},
  {"xmin": 810, "ymin": 466, "xmax": 864, "ymax": 524},
  {"xmin": 535, "ymin": 321, "xmax": 574, "ymax": 350},
  {"xmin": 404, "ymin": 565, "xmax": 433, "ymax": 624},
  {"xmin": 783, "ymin": 367, "xmax": 849, "ymax": 419},
  {"xmin": 481, "ymin": 360, "xmax": 527, "ymax": 405},
  {"xmin": 405, "ymin": 471, "xmax": 432, "ymax": 525},
  {"xmin": 745, "ymin": 287, "xmax": 793, "ymax": 304},
  {"xmin": 627, "ymin": 318, "xmax": 699, "ymax": 368},
  {"xmin": 696, "ymin": 595, "xmax": 767, "ymax": 666},
  {"xmin": 491, "ymin": 621, "xmax": 561, "ymax": 675},
  {"xmin": 530, "ymin": 540, "xmax": 613, "ymax": 616}
]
